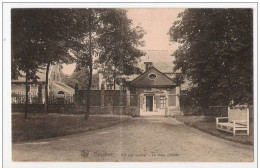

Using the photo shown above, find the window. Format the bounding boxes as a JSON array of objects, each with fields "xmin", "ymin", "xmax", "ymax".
[
  {"xmin": 58, "ymin": 91, "xmax": 64, "ymax": 94},
  {"xmin": 160, "ymin": 96, "xmax": 166, "ymax": 108},
  {"xmin": 148, "ymin": 73, "xmax": 157, "ymax": 80}
]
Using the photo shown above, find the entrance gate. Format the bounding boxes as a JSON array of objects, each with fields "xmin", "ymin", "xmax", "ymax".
[
  {"xmin": 146, "ymin": 96, "xmax": 153, "ymax": 111},
  {"xmin": 140, "ymin": 94, "xmax": 165, "ymax": 116}
]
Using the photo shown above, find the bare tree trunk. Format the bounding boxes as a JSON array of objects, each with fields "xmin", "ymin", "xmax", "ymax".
[
  {"xmin": 84, "ymin": 11, "xmax": 92, "ymax": 120},
  {"xmin": 25, "ymin": 69, "xmax": 29, "ymax": 119},
  {"xmin": 45, "ymin": 62, "xmax": 50, "ymax": 113},
  {"xmin": 85, "ymin": 63, "xmax": 92, "ymax": 120}
]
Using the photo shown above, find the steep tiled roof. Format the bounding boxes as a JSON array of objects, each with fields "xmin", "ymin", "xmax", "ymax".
[
  {"xmin": 125, "ymin": 50, "xmax": 176, "ymax": 82},
  {"xmin": 138, "ymin": 50, "xmax": 175, "ymax": 73},
  {"xmin": 51, "ymin": 82, "xmax": 74, "ymax": 94}
]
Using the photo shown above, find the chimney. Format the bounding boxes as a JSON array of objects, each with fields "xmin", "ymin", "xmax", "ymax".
[{"xmin": 144, "ymin": 62, "xmax": 153, "ymax": 71}]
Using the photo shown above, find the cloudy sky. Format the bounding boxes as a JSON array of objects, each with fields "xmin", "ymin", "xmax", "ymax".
[{"xmin": 62, "ymin": 8, "xmax": 184, "ymax": 75}]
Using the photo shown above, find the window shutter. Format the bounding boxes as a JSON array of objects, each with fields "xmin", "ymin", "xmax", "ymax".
[
  {"xmin": 170, "ymin": 88, "xmax": 176, "ymax": 94},
  {"xmin": 168, "ymin": 95, "xmax": 176, "ymax": 106},
  {"xmin": 140, "ymin": 96, "xmax": 143, "ymax": 109},
  {"xmin": 156, "ymin": 96, "xmax": 160, "ymax": 108}
]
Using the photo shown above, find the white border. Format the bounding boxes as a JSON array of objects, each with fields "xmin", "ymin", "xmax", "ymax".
[{"xmin": 2, "ymin": 2, "xmax": 258, "ymax": 168}]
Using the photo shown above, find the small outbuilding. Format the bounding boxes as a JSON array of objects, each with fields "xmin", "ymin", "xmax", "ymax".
[{"xmin": 129, "ymin": 62, "xmax": 181, "ymax": 116}]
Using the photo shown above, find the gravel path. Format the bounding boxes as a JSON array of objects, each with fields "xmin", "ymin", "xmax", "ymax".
[{"xmin": 12, "ymin": 116, "xmax": 253, "ymax": 162}]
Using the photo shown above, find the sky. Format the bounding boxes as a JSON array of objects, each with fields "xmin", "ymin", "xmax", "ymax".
[
  {"xmin": 62, "ymin": 8, "xmax": 184, "ymax": 75},
  {"xmin": 126, "ymin": 8, "xmax": 184, "ymax": 51}
]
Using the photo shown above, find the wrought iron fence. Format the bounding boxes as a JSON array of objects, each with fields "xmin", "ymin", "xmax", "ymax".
[
  {"xmin": 12, "ymin": 92, "xmax": 75, "ymax": 104},
  {"xmin": 48, "ymin": 92, "xmax": 74, "ymax": 104},
  {"xmin": 12, "ymin": 92, "xmax": 39, "ymax": 104}
]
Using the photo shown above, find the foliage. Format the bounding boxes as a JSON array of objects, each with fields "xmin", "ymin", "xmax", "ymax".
[
  {"xmin": 11, "ymin": 9, "xmax": 77, "ymax": 114},
  {"xmin": 68, "ymin": 9, "xmax": 145, "ymax": 119},
  {"xmin": 11, "ymin": 9, "xmax": 145, "ymax": 119},
  {"xmin": 64, "ymin": 68, "xmax": 99, "ymax": 90},
  {"xmin": 11, "ymin": 9, "xmax": 43, "ymax": 81},
  {"xmin": 169, "ymin": 9, "xmax": 253, "ymax": 106},
  {"xmin": 12, "ymin": 9, "xmax": 75, "ymax": 78},
  {"xmin": 96, "ymin": 9, "xmax": 145, "ymax": 87},
  {"xmin": 12, "ymin": 9, "xmax": 44, "ymax": 118}
]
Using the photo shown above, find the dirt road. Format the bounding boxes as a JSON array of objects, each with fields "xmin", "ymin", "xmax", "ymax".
[{"xmin": 12, "ymin": 116, "xmax": 254, "ymax": 162}]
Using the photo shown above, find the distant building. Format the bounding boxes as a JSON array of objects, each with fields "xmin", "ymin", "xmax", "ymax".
[
  {"xmin": 12, "ymin": 65, "xmax": 74, "ymax": 103},
  {"xmin": 98, "ymin": 50, "xmax": 189, "ymax": 89},
  {"xmin": 98, "ymin": 50, "xmax": 183, "ymax": 116}
]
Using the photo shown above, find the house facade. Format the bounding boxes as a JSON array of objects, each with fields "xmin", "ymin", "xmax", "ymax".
[
  {"xmin": 129, "ymin": 62, "xmax": 180, "ymax": 116},
  {"xmin": 12, "ymin": 65, "xmax": 74, "ymax": 104}
]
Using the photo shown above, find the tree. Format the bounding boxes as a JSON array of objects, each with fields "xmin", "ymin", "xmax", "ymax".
[
  {"xmin": 97, "ymin": 10, "xmax": 145, "ymax": 89},
  {"xmin": 70, "ymin": 9, "xmax": 145, "ymax": 119},
  {"xmin": 64, "ymin": 68, "xmax": 99, "ymax": 90},
  {"xmin": 169, "ymin": 9, "xmax": 253, "ymax": 107},
  {"xmin": 12, "ymin": 9, "xmax": 78, "ymax": 113},
  {"xmin": 67, "ymin": 9, "xmax": 98, "ymax": 120},
  {"xmin": 26, "ymin": 9, "xmax": 75, "ymax": 112},
  {"xmin": 11, "ymin": 9, "xmax": 43, "ymax": 118}
]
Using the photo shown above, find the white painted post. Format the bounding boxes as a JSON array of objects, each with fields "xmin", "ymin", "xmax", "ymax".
[
  {"xmin": 228, "ymin": 106, "xmax": 230, "ymax": 119},
  {"xmin": 153, "ymin": 95, "xmax": 155, "ymax": 112},
  {"xmin": 216, "ymin": 118, "xmax": 219, "ymax": 129},
  {"xmin": 126, "ymin": 90, "xmax": 130, "ymax": 107},
  {"xmin": 176, "ymin": 86, "xmax": 180, "ymax": 107},
  {"xmin": 143, "ymin": 95, "xmax": 146, "ymax": 112},
  {"xmin": 233, "ymin": 121, "xmax": 236, "ymax": 136}
]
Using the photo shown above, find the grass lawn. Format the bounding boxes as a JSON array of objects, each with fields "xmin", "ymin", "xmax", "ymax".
[
  {"xmin": 12, "ymin": 113, "xmax": 131, "ymax": 142},
  {"xmin": 176, "ymin": 116, "xmax": 253, "ymax": 146}
]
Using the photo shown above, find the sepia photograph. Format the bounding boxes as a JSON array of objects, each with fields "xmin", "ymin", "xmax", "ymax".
[{"xmin": 2, "ymin": 2, "xmax": 257, "ymax": 167}]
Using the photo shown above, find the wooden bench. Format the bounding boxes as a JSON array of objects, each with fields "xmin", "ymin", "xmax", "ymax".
[{"xmin": 216, "ymin": 107, "xmax": 249, "ymax": 136}]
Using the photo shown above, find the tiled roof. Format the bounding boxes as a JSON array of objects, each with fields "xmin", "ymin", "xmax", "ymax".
[
  {"xmin": 139, "ymin": 50, "xmax": 175, "ymax": 73},
  {"xmin": 125, "ymin": 50, "xmax": 176, "ymax": 82},
  {"xmin": 51, "ymin": 82, "xmax": 74, "ymax": 94}
]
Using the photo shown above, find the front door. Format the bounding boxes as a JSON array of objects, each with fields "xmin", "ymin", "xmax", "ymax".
[{"xmin": 146, "ymin": 96, "xmax": 153, "ymax": 112}]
